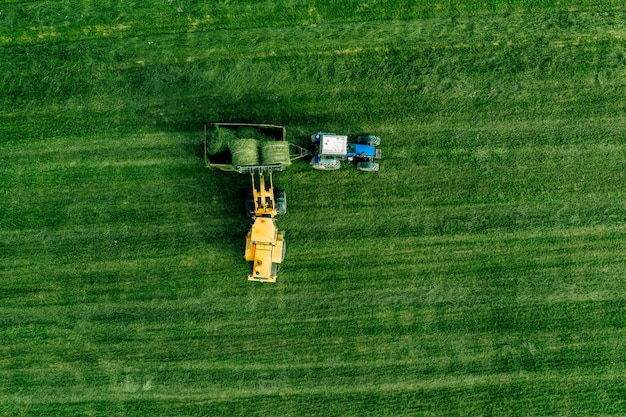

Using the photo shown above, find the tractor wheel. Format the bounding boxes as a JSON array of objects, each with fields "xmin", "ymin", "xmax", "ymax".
[
  {"xmin": 357, "ymin": 134, "xmax": 381, "ymax": 146},
  {"xmin": 357, "ymin": 161, "xmax": 379, "ymax": 172},
  {"xmin": 310, "ymin": 158, "xmax": 341, "ymax": 170}
]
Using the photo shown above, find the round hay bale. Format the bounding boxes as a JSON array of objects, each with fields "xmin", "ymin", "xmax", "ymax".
[
  {"xmin": 261, "ymin": 141, "xmax": 291, "ymax": 166},
  {"xmin": 207, "ymin": 126, "xmax": 237, "ymax": 155},
  {"xmin": 229, "ymin": 139, "xmax": 259, "ymax": 167}
]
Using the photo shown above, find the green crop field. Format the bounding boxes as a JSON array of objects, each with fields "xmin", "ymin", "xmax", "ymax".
[{"xmin": 2, "ymin": 1, "xmax": 626, "ymax": 415}]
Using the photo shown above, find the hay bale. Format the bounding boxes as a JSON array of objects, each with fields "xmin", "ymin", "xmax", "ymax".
[
  {"xmin": 261, "ymin": 141, "xmax": 291, "ymax": 166},
  {"xmin": 229, "ymin": 139, "xmax": 259, "ymax": 167},
  {"xmin": 207, "ymin": 126, "xmax": 237, "ymax": 155}
]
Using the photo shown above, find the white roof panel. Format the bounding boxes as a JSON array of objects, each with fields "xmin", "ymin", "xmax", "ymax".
[{"xmin": 320, "ymin": 135, "xmax": 348, "ymax": 156}]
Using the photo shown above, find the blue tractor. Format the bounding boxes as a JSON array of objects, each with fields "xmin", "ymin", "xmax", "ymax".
[{"xmin": 310, "ymin": 132, "xmax": 381, "ymax": 171}]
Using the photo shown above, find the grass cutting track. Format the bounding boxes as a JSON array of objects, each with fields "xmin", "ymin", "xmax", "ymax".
[{"xmin": 2, "ymin": 1, "xmax": 626, "ymax": 415}]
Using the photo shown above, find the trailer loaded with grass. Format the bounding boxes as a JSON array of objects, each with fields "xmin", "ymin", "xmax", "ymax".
[{"xmin": 204, "ymin": 123, "xmax": 303, "ymax": 171}]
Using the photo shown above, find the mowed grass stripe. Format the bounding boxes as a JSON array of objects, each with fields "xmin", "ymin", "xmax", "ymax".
[
  {"xmin": 3, "ymin": 299, "xmax": 624, "ymax": 363},
  {"xmin": 3, "ymin": 364, "xmax": 626, "ymax": 398},
  {"xmin": 4, "ymin": 226, "xmax": 625, "ymax": 327},
  {"xmin": 2, "ymin": 355, "xmax": 626, "ymax": 417},
  {"xmin": 4, "ymin": 1, "xmax": 626, "ymax": 46},
  {"xmin": 2, "ymin": 278, "xmax": 625, "ymax": 378},
  {"xmin": 4, "ymin": 228, "xmax": 623, "ymax": 366},
  {"xmin": 9, "ymin": 12, "xmax": 625, "ymax": 64}
]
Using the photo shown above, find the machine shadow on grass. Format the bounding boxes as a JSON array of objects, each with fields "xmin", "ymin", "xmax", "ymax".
[
  {"xmin": 146, "ymin": 87, "xmax": 355, "ymax": 137},
  {"xmin": 186, "ymin": 141, "xmax": 251, "ymax": 256},
  {"xmin": 144, "ymin": 84, "xmax": 368, "ymax": 259}
]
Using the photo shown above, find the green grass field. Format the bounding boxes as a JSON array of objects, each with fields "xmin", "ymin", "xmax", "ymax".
[{"xmin": 2, "ymin": 1, "xmax": 626, "ymax": 415}]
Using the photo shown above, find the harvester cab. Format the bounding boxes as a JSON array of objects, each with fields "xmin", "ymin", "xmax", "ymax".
[{"xmin": 240, "ymin": 164, "xmax": 286, "ymax": 283}]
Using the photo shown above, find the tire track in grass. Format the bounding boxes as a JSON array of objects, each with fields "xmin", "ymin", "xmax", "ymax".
[
  {"xmin": 6, "ymin": 13, "xmax": 626, "ymax": 80},
  {"xmin": 5, "ymin": 7, "xmax": 626, "ymax": 48},
  {"xmin": 3, "ymin": 366, "xmax": 626, "ymax": 412}
]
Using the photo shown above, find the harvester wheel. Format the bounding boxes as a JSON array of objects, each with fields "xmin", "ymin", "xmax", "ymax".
[
  {"xmin": 280, "ymin": 235, "xmax": 286, "ymax": 261},
  {"xmin": 245, "ymin": 198, "xmax": 255, "ymax": 218},
  {"xmin": 275, "ymin": 190, "xmax": 286, "ymax": 215}
]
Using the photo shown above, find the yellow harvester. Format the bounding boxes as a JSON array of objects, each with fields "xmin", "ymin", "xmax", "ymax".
[{"xmin": 242, "ymin": 165, "xmax": 286, "ymax": 282}]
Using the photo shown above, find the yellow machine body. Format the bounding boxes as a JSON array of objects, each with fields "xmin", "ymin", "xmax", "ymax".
[{"xmin": 243, "ymin": 169, "xmax": 285, "ymax": 282}]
